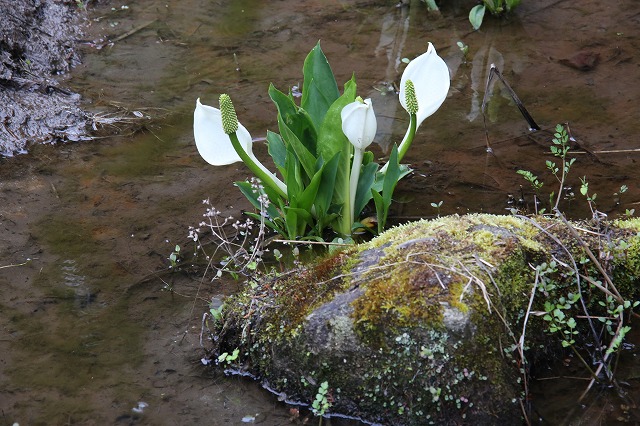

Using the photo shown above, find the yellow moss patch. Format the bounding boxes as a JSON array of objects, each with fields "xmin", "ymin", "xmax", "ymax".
[{"xmin": 348, "ymin": 214, "xmax": 547, "ymax": 339}]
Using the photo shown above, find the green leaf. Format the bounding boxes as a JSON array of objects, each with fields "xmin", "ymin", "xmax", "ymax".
[
  {"xmin": 301, "ymin": 41, "xmax": 340, "ymax": 130},
  {"xmin": 268, "ymin": 84, "xmax": 318, "ymax": 156},
  {"xmin": 244, "ymin": 211, "xmax": 282, "ymax": 234},
  {"xmin": 278, "ymin": 114, "xmax": 318, "ymax": 182},
  {"xmin": 284, "ymin": 147, "xmax": 303, "ymax": 199},
  {"xmin": 283, "ymin": 207, "xmax": 299, "ymax": 239},
  {"xmin": 469, "ymin": 4, "xmax": 486, "ymax": 30},
  {"xmin": 354, "ymin": 161, "xmax": 379, "ymax": 218},
  {"xmin": 284, "ymin": 206, "xmax": 313, "ymax": 238},
  {"xmin": 372, "ymin": 144, "xmax": 402, "ymax": 233},
  {"xmin": 372, "ymin": 189, "xmax": 385, "ymax": 234},
  {"xmin": 372, "ymin": 164, "xmax": 411, "ymax": 193},
  {"xmin": 316, "ymin": 76, "xmax": 357, "ymax": 172},
  {"xmin": 382, "ymin": 145, "xmax": 401, "ymax": 208},
  {"xmin": 266, "ymin": 130, "xmax": 287, "ymax": 178},
  {"xmin": 315, "ymin": 152, "xmax": 340, "ymax": 217},
  {"xmin": 296, "ymin": 166, "xmax": 323, "ymax": 212}
]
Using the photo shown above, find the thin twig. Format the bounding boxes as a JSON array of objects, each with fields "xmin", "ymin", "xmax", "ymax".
[
  {"xmin": 0, "ymin": 259, "xmax": 31, "ymax": 269},
  {"xmin": 554, "ymin": 210, "xmax": 623, "ymax": 301}
]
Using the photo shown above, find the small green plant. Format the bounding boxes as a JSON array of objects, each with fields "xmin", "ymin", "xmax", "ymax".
[
  {"xmin": 209, "ymin": 303, "xmax": 224, "ymax": 322},
  {"xmin": 430, "ymin": 200, "xmax": 443, "ymax": 217},
  {"xmin": 456, "ymin": 41, "xmax": 469, "ymax": 63},
  {"xmin": 217, "ymin": 348, "xmax": 240, "ymax": 365},
  {"xmin": 517, "ymin": 124, "xmax": 578, "ymax": 214},
  {"xmin": 546, "ymin": 124, "xmax": 575, "ymax": 211},
  {"xmin": 579, "ymin": 176, "xmax": 598, "ymax": 215},
  {"xmin": 469, "ymin": 0, "xmax": 522, "ymax": 30},
  {"xmin": 542, "ymin": 293, "xmax": 580, "ymax": 347},
  {"xmin": 168, "ymin": 245, "xmax": 181, "ymax": 269},
  {"xmin": 311, "ymin": 381, "xmax": 331, "ymax": 421},
  {"xmin": 613, "ymin": 185, "xmax": 629, "ymax": 206}
]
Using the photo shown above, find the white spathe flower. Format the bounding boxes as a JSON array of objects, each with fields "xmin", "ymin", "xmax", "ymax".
[
  {"xmin": 193, "ymin": 98, "xmax": 287, "ymax": 197},
  {"xmin": 341, "ymin": 98, "xmax": 378, "ymax": 227},
  {"xmin": 399, "ymin": 42, "xmax": 450, "ymax": 128},
  {"xmin": 341, "ymin": 98, "xmax": 377, "ymax": 150},
  {"xmin": 193, "ymin": 98, "xmax": 253, "ymax": 166}
]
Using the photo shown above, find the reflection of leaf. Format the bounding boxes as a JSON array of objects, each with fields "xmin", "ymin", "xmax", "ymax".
[{"xmin": 469, "ymin": 4, "xmax": 485, "ymax": 30}]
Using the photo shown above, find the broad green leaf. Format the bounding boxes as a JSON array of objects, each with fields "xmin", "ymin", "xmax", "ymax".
[
  {"xmin": 317, "ymin": 76, "xmax": 357, "ymax": 164},
  {"xmin": 284, "ymin": 207, "xmax": 299, "ymax": 240},
  {"xmin": 372, "ymin": 144, "xmax": 401, "ymax": 233},
  {"xmin": 284, "ymin": 146, "xmax": 303, "ymax": 199},
  {"xmin": 296, "ymin": 166, "xmax": 323, "ymax": 212},
  {"xmin": 382, "ymin": 145, "xmax": 401, "ymax": 208},
  {"xmin": 315, "ymin": 152, "xmax": 340, "ymax": 217},
  {"xmin": 278, "ymin": 114, "xmax": 317, "ymax": 182},
  {"xmin": 469, "ymin": 4, "xmax": 485, "ymax": 30},
  {"xmin": 354, "ymin": 161, "xmax": 379, "ymax": 218},
  {"xmin": 266, "ymin": 130, "xmax": 287, "ymax": 178},
  {"xmin": 284, "ymin": 206, "xmax": 314, "ymax": 238},
  {"xmin": 371, "ymin": 190, "xmax": 385, "ymax": 234},
  {"xmin": 268, "ymin": 84, "xmax": 318, "ymax": 156},
  {"xmin": 301, "ymin": 42, "xmax": 340, "ymax": 129}
]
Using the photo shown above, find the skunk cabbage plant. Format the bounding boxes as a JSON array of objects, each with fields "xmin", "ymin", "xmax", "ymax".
[{"xmin": 194, "ymin": 42, "xmax": 450, "ymax": 240}]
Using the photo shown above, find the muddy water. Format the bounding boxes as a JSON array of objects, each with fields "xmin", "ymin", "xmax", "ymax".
[{"xmin": 2, "ymin": 0, "xmax": 640, "ymax": 424}]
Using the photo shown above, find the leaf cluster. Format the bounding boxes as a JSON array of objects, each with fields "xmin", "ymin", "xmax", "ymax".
[{"xmin": 239, "ymin": 43, "xmax": 407, "ymax": 241}]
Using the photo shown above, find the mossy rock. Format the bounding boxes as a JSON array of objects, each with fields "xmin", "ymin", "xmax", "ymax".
[{"xmin": 209, "ymin": 214, "xmax": 640, "ymax": 425}]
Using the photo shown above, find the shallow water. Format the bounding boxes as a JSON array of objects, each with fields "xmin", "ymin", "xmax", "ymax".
[{"xmin": 2, "ymin": 0, "xmax": 640, "ymax": 424}]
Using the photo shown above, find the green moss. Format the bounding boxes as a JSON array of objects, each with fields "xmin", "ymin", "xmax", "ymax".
[
  {"xmin": 347, "ymin": 214, "xmax": 546, "ymax": 342},
  {"xmin": 612, "ymin": 217, "xmax": 640, "ymax": 231}
]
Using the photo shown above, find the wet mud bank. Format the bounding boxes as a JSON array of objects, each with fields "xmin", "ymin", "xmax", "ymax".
[{"xmin": 1, "ymin": 0, "xmax": 92, "ymax": 156}]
